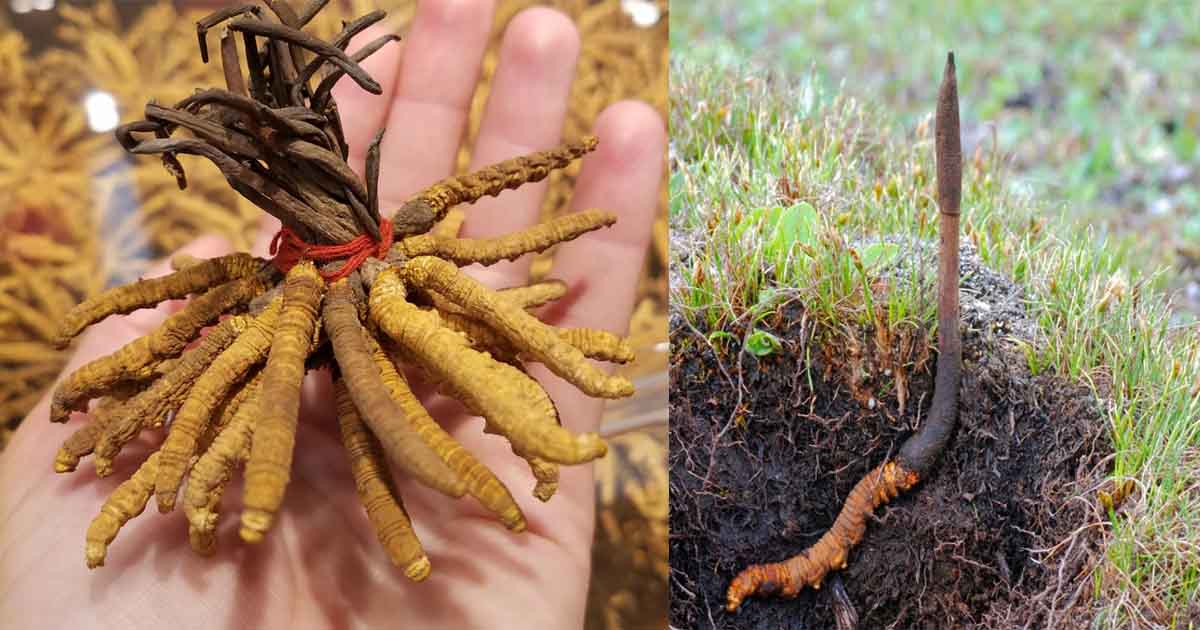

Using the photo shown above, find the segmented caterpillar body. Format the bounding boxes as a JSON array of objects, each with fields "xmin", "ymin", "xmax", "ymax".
[{"xmin": 725, "ymin": 461, "xmax": 919, "ymax": 610}]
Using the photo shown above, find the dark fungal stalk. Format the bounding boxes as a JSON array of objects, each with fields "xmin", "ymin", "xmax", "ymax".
[
  {"xmin": 725, "ymin": 52, "xmax": 963, "ymax": 613},
  {"xmin": 897, "ymin": 52, "xmax": 962, "ymax": 476}
]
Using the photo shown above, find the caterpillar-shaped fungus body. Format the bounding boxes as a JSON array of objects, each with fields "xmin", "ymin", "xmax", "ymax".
[{"xmin": 725, "ymin": 461, "xmax": 919, "ymax": 612}]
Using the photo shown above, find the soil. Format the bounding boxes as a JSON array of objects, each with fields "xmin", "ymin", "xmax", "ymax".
[{"xmin": 668, "ymin": 246, "xmax": 1111, "ymax": 629}]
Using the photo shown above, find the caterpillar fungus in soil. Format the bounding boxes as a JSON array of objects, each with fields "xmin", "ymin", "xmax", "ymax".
[
  {"xmin": 49, "ymin": 1, "xmax": 636, "ymax": 577},
  {"xmin": 726, "ymin": 52, "xmax": 963, "ymax": 613}
]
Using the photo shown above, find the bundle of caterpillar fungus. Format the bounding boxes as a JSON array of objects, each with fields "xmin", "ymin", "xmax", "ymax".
[
  {"xmin": 726, "ymin": 52, "xmax": 963, "ymax": 613},
  {"xmin": 50, "ymin": 0, "xmax": 634, "ymax": 576}
]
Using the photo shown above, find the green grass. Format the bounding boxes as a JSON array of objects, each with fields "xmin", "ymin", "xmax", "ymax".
[
  {"xmin": 669, "ymin": 52, "xmax": 1200, "ymax": 626},
  {"xmin": 672, "ymin": 0, "xmax": 1200, "ymax": 314}
]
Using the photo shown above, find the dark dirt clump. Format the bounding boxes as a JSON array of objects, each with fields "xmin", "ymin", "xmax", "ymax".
[{"xmin": 668, "ymin": 248, "xmax": 1111, "ymax": 629}]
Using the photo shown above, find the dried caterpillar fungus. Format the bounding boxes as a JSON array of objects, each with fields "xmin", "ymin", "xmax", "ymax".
[
  {"xmin": 54, "ymin": 252, "xmax": 261, "ymax": 345},
  {"xmin": 334, "ymin": 376, "xmax": 429, "ymax": 580},
  {"xmin": 239, "ymin": 261, "xmax": 323, "ymax": 542},
  {"xmin": 50, "ymin": 1, "xmax": 635, "ymax": 577}
]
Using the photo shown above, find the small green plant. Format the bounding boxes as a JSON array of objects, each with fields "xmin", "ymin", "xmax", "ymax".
[
  {"xmin": 707, "ymin": 330, "xmax": 738, "ymax": 350},
  {"xmin": 857, "ymin": 242, "xmax": 898, "ymax": 270},
  {"xmin": 743, "ymin": 329, "xmax": 781, "ymax": 357},
  {"xmin": 763, "ymin": 201, "xmax": 818, "ymax": 275}
]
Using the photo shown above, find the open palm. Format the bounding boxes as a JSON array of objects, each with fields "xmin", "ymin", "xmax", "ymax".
[{"xmin": 0, "ymin": 2, "xmax": 665, "ymax": 628}]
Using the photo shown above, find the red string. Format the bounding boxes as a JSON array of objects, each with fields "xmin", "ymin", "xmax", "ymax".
[{"xmin": 270, "ymin": 218, "xmax": 394, "ymax": 282}]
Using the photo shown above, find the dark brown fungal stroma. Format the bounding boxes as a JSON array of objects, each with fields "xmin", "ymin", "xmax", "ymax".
[
  {"xmin": 48, "ymin": 0, "xmax": 637, "ymax": 577},
  {"xmin": 725, "ymin": 52, "xmax": 964, "ymax": 613}
]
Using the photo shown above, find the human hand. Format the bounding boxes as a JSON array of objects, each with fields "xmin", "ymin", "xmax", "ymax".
[{"xmin": 0, "ymin": 1, "xmax": 665, "ymax": 628}]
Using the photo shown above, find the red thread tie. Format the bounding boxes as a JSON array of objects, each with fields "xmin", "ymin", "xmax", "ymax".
[{"xmin": 270, "ymin": 218, "xmax": 394, "ymax": 282}]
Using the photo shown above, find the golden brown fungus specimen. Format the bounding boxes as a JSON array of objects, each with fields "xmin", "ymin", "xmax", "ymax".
[
  {"xmin": 55, "ymin": 253, "xmax": 262, "ymax": 346},
  {"xmin": 184, "ymin": 369, "xmax": 261, "ymax": 554},
  {"xmin": 241, "ymin": 261, "xmax": 323, "ymax": 542},
  {"xmin": 557, "ymin": 328, "xmax": 637, "ymax": 364},
  {"xmin": 498, "ymin": 279, "xmax": 568, "ymax": 309},
  {"xmin": 401, "ymin": 256, "xmax": 633, "ymax": 398},
  {"xmin": 525, "ymin": 455, "xmax": 560, "ymax": 503},
  {"xmin": 420, "ymin": 279, "xmax": 566, "ymax": 341},
  {"xmin": 50, "ymin": 273, "xmax": 269, "ymax": 424},
  {"xmin": 54, "ymin": 389, "xmax": 139, "ymax": 473},
  {"xmin": 725, "ymin": 462, "xmax": 919, "ymax": 611},
  {"xmin": 50, "ymin": 2, "xmax": 635, "ymax": 577},
  {"xmin": 395, "ymin": 137, "xmax": 598, "ymax": 228},
  {"xmin": 185, "ymin": 374, "xmax": 264, "ymax": 556},
  {"xmin": 438, "ymin": 310, "xmax": 633, "ymax": 365},
  {"xmin": 430, "ymin": 207, "xmax": 467, "ymax": 240},
  {"xmin": 55, "ymin": 413, "xmax": 114, "ymax": 474},
  {"xmin": 325, "ymin": 278, "xmax": 466, "ymax": 500},
  {"xmin": 369, "ymin": 336, "xmax": 524, "ymax": 530},
  {"xmin": 334, "ymin": 377, "xmax": 429, "ymax": 581},
  {"xmin": 154, "ymin": 297, "xmax": 282, "ymax": 512},
  {"xmin": 92, "ymin": 315, "xmax": 249, "ymax": 477},
  {"xmin": 394, "ymin": 210, "xmax": 616, "ymax": 266},
  {"xmin": 422, "ymin": 279, "xmax": 567, "ymax": 316},
  {"xmin": 370, "ymin": 267, "xmax": 609, "ymax": 465},
  {"xmin": 85, "ymin": 452, "xmax": 161, "ymax": 569}
]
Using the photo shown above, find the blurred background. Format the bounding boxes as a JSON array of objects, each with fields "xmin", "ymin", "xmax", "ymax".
[
  {"xmin": 673, "ymin": 0, "xmax": 1200, "ymax": 319},
  {"xmin": 0, "ymin": 1, "xmax": 666, "ymax": 628}
]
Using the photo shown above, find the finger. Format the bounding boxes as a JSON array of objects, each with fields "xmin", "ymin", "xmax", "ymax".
[
  {"xmin": 376, "ymin": 0, "xmax": 495, "ymax": 209},
  {"xmin": 329, "ymin": 24, "xmax": 404, "ymax": 175},
  {"xmin": 458, "ymin": 7, "xmax": 580, "ymax": 288},
  {"xmin": 251, "ymin": 213, "xmax": 282, "ymax": 258},
  {"xmin": 533, "ymin": 101, "xmax": 665, "ymax": 435}
]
